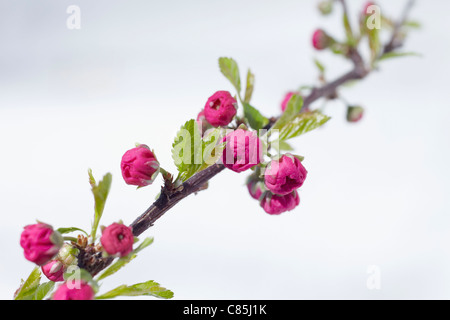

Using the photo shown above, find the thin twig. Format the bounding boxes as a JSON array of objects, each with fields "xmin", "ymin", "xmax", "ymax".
[{"xmin": 383, "ymin": 0, "xmax": 416, "ymax": 54}]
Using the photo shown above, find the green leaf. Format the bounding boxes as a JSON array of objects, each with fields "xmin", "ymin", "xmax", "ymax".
[
  {"xmin": 244, "ymin": 69, "xmax": 255, "ymax": 103},
  {"xmin": 379, "ymin": 51, "xmax": 422, "ymax": 61},
  {"xmin": 97, "ymin": 237, "xmax": 154, "ymax": 281},
  {"xmin": 95, "ymin": 280, "xmax": 174, "ymax": 300},
  {"xmin": 242, "ymin": 102, "xmax": 269, "ymax": 130},
  {"xmin": 278, "ymin": 141, "xmax": 294, "ymax": 151},
  {"xmin": 271, "ymin": 94, "xmax": 304, "ymax": 130},
  {"xmin": 218, "ymin": 57, "xmax": 268, "ymax": 130},
  {"xmin": 276, "ymin": 111, "xmax": 330, "ymax": 142},
  {"xmin": 97, "ymin": 255, "xmax": 136, "ymax": 281},
  {"xmin": 404, "ymin": 20, "xmax": 421, "ymax": 29},
  {"xmin": 343, "ymin": 13, "xmax": 356, "ymax": 46},
  {"xmin": 33, "ymin": 281, "xmax": 55, "ymax": 300},
  {"xmin": 368, "ymin": 28, "xmax": 381, "ymax": 64},
  {"xmin": 14, "ymin": 267, "xmax": 41, "ymax": 300},
  {"xmin": 57, "ymin": 227, "xmax": 88, "ymax": 236},
  {"xmin": 172, "ymin": 119, "xmax": 203, "ymax": 181},
  {"xmin": 134, "ymin": 237, "xmax": 154, "ymax": 253},
  {"xmin": 88, "ymin": 170, "xmax": 112, "ymax": 242},
  {"xmin": 218, "ymin": 57, "xmax": 241, "ymax": 93},
  {"xmin": 172, "ymin": 121, "xmax": 227, "ymax": 181},
  {"xmin": 314, "ymin": 59, "xmax": 326, "ymax": 74}
]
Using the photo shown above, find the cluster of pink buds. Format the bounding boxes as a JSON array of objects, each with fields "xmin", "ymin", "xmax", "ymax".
[
  {"xmin": 19, "ymin": 222, "xmax": 96, "ymax": 300},
  {"xmin": 260, "ymin": 154, "xmax": 307, "ymax": 215},
  {"xmin": 245, "ymin": 154, "xmax": 307, "ymax": 215}
]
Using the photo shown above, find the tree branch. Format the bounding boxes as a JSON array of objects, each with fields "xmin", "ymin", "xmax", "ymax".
[
  {"xmin": 130, "ymin": 164, "xmax": 225, "ymax": 237},
  {"xmin": 383, "ymin": 0, "xmax": 416, "ymax": 54},
  {"xmin": 128, "ymin": 0, "xmax": 416, "ymax": 239},
  {"xmin": 82, "ymin": 0, "xmax": 416, "ymax": 275}
]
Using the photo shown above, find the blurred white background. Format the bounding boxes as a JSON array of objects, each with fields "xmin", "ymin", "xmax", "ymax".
[{"xmin": 0, "ymin": 0, "xmax": 449, "ymax": 299}]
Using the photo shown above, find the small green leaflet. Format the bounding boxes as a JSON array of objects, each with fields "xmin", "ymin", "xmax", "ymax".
[
  {"xmin": 278, "ymin": 141, "xmax": 294, "ymax": 151},
  {"xmin": 14, "ymin": 267, "xmax": 41, "ymax": 300},
  {"xmin": 243, "ymin": 102, "xmax": 269, "ymax": 130},
  {"xmin": 343, "ymin": 13, "xmax": 356, "ymax": 46},
  {"xmin": 33, "ymin": 281, "xmax": 55, "ymax": 300},
  {"xmin": 403, "ymin": 20, "xmax": 421, "ymax": 29},
  {"xmin": 244, "ymin": 69, "xmax": 255, "ymax": 103},
  {"xmin": 218, "ymin": 57, "xmax": 241, "ymax": 93},
  {"xmin": 172, "ymin": 120, "xmax": 225, "ymax": 181},
  {"xmin": 88, "ymin": 170, "xmax": 112, "ymax": 242},
  {"xmin": 218, "ymin": 57, "xmax": 269, "ymax": 130},
  {"xmin": 57, "ymin": 227, "xmax": 88, "ymax": 236},
  {"xmin": 379, "ymin": 51, "xmax": 421, "ymax": 62},
  {"xmin": 368, "ymin": 28, "xmax": 381, "ymax": 64},
  {"xmin": 277, "ymin": 111, "xmax": 331, "ymax": 142},
  {"xmin": 271, "ymin": 94, "xmax": 304, "ymax": 130},
  {"xmin": 97, "ymin": 237, "xmax": 154, "ymax": 281},
  {"xmin": 95, "ymin": 280, "xmax": 174, "ymax": 300},
  {"xmin": 198, "ymin": 128, "xmax": 226, "ymax": 171},
  {"xmin": 314, "ymin": 59, "xmax": 326, "ymax": 74},
  {"xmin": 172, "ymin": 119, "xmax": 203, "ymax": 181}
]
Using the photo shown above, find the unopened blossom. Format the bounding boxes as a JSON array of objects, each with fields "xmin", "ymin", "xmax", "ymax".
[
  {"xmin": 20, "ymin": 223, "xmax": 63, "ymax": 266},
  {"xmin": 204, "ymin": 91, "xmax": 237, "ymax": 127},
  {"xmin": 100, "ymin": 223, "xmax": 134, "ymax": 257},
  {"xmin": 264, "ymin": 154, "xmax": 307, "ymax": 196},
  {"xmin": 221, "ymin": 129, "xmax": 263, "ymax": 173},
  {"xmin": 121, "ymin": 145, "xmax": 160, "ymax": 187},
  {"xmin": 260, "ymin": 191, "xmax": 300, "ymax": 215}
]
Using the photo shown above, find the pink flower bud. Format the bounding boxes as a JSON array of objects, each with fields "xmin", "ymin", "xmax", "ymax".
[
  {"xmin": 52, "ymin": 281, "xmax": 94, "ymax": 300},
  {"xmin": 221, "ymin": 129, "xmax": 263, "ymax": 173},
  {"xmin": 204, "ymin": 91, "xmax": 237, "ymax": 127},
  {"xmin": 346, "ymin": 106, "xmax": 364, "ymax": 123},
  {"xmin": 42, "ymin": 260, "xmax": 65, "ymax": 282},
  {"xmin": 100, "ymin": 223, "xmax": 134, "ymax": 257},
  {"xmin": 260, "ymin": 190, "xmax": 300, "ymax": 215},
  {"xmin": 41, "ymin": 244, "xmax": 78, "ymax": 282},
  {"xmin": 20, "ymin": 223, "xmax": 63, "ymax": 266},
  {"xmin": 312, "ymin": 29, "xmax": 332, "ymax": 50},
  {"xmin": 246, "ymin": 178, "xmax": 265, "ymax": 200},
  {"xmin": 121, "ymin": 144, "xmax": 160, "ymax": 187},
  {"xmin": 264, "ymin": 154, "xmax": 307, "ymax": 196}
]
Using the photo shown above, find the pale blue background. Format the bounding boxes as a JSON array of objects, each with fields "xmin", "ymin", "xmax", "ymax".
[{"xmin": 0, "ymin": 0, "xmax": 449, "ymax": 299}]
